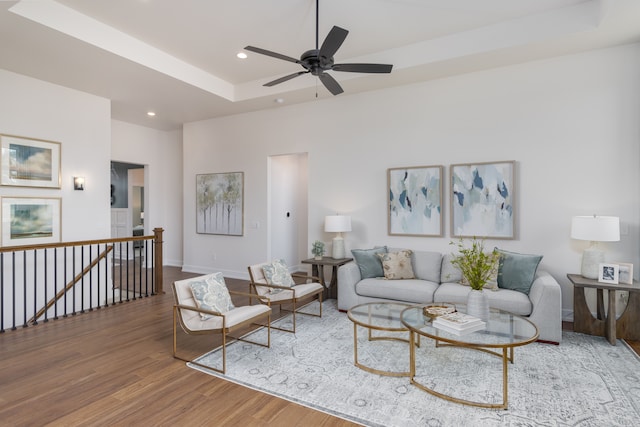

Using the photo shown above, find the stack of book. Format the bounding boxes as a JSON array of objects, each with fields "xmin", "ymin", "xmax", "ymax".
[{"xmin": 432, "ymin": 312, "xmax": 486, "ymax": 336}]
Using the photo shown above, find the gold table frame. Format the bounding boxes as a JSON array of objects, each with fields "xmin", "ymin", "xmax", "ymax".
[
  {"xmin": 347, "ymin": 302, "xmax": 418, "ymax": 377},
  {"xmin": 401, "ymin": 305, "xmax": 539, "ymax": 409}
]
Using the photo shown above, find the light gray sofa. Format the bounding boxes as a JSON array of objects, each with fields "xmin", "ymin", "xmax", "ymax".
[{"xmin": 337, "ymin": 249, "xmax": 562, "ymax": 343}]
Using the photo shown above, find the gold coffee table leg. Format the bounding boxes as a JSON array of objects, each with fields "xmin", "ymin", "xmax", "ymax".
[
  {"xmin": 410, "ymin": 344, "xmax": 510, "ymax": 409},
  {"xmin": 353, "ymin": 324, "xmax": 411, "ymax": 377}
]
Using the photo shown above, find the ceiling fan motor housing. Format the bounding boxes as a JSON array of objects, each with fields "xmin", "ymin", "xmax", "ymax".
[{"xmin": 301, "ymin": 49, "xmax": 334, "ymax": 75}]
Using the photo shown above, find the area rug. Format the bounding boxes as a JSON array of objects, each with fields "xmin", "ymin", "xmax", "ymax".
[{"xmin": 188, "ymin": 301, "xmax": 640, "ymax": 426}]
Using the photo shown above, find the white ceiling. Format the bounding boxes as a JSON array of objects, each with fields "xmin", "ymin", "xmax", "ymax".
[{"xmin": 1, "ymin": 0, "xmax": 639, "ymax": 131}]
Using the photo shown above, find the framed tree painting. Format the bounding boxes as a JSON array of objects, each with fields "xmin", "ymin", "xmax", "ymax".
[
  {"xmin": 196, "ymin": 172, "xmax": 244, "ymax": 236},
  {"xmin": 1, "ymin": 197, "xmax": 62, "ymax": 246},
  {"xmin": 450, "ymin": 160, "xmax": 515, "ymax": 239},
  {"xmin": 388, "ymin": 165, "xmax": 443, "ymax": 236},
  {"xmin": 0, "ymin": 134, "xmax": 61, "ymax": 188}
]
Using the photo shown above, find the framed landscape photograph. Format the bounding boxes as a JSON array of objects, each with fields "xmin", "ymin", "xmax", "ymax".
[
  {"xmin": 450, "ymin": 160, "xmax": 515, "ymax": 239},
  {"xmin": 388, "ymin": 165, "xmax": 443, "ymax": 236},
  {"xmin": 196, "ymin": 172, "xmax": 244, "ymax": 236},
  {"xmin": 0, "ymin": 134, "xmax": 61, "ymax": 188},
  {"xmin": 1, "ymin": 197, "xmax": 61, "ymax": 246}
]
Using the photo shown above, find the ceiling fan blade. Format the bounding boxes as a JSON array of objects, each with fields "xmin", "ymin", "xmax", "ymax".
[
  {"xmin": 332, "ymin": 63, "xmax": 393, "ymax": 73},
  {"xmin": 318, "ymin": 73, "xmax": 344, "ymax": 95},
  {"xmin": 263, "ymin": 71, "xmax": 309, "ymax": 87},
  {"xmin": 319, "ymin": 26, "xmax": 348, "ymax": 59},
  {"xmin": 245, "ymin": 46, "xmax": 300, "ymax": 64}
]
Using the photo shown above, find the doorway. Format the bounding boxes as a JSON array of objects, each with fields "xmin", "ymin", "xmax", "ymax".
[
  {"xmin": 269, "ymin": 153, "xmax": 308, "ymax": 267},
  {"xmin": 110, "ymin": 161, "xmax": 145, "ymax": 244}
]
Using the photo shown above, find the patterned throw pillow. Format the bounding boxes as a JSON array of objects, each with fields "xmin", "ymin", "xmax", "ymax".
[
  {"xmin": 262, "ymin": 259, "xmax": 295, "ymax": 287},
  {"xmin": 189, "ymin": 272, "xmax": 235, "ymax": 319},
  {"xmin": 376, "ymin": 250, "xmax": 415, "ymax": 280}
]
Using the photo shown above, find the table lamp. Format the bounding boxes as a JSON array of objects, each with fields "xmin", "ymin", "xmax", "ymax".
[
  {"xmin": 570, "ymin": 215, "xmax": 620, "ymax": 279},
  {"xmin": 325, "ymin": 215, "xmax": 351, "ymax": 259}
]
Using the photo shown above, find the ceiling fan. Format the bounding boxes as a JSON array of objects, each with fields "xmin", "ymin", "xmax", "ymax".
[{"xmin": 244, "ymin": 0, "xmax": 393, "ymax": 96}]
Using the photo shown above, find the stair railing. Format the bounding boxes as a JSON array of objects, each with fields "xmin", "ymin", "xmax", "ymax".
[{"xmin": 0, "ymin": 228, "xmax": 164, "ymax": 332}]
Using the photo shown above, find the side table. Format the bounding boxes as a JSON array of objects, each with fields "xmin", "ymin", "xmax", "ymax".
[
  {"xmin": 568, "ymin": 273, "xmax": 640, "ymax": 345},
  {"xmin": 301, "ymin": 256, "xmax": 353, "ymax": 300}
]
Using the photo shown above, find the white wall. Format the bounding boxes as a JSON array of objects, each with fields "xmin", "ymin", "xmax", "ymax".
[
  {"xmin": 183, "ymin": 43, "xmax": 640, "ymax": 320},
  {"xmin": 0, "ymin": 69, "xmax": 111, "ymax": 240},
  {"xmin": 111, "ymin": 120, "xmax": 183, "ymax": 266}
]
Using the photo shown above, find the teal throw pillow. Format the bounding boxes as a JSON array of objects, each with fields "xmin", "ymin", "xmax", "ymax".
[
  {"xmin": 189, "ymin": 272, "xmax": 235, "ymax": 319},
  {"xmin": 496, "ymin": 248, "xmax": 543, "ymax": 295},
  {"xmin": 262, "ymin": 259, "xmax": 295, "ymax": 287},
  {"xmin": 351, "ymin": 247, "xmax": 387, "ymax": 279}
]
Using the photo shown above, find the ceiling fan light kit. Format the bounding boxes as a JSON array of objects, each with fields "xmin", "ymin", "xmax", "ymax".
[{"xmin": 245, "ymin": 0, "xmax": 392, "ymax": 96}]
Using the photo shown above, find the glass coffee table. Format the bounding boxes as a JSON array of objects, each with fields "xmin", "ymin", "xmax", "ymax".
[
  {"xmin": 401, "ymin": 304, "xmax": 539, "ymax": 409},
  {"xmin": 347, "ymin": 302, "xmax": 417, "ymax": 377}
]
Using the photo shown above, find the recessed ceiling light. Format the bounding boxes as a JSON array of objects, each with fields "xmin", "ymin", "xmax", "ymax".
[
  {"xmin": 237, "ymin": 52, "xmax": 247, "ymax": 59},
  {"xmin": 275, "ymin": 98, "xmax": 284, "ymax": 104},
  {"xmin": 147, "ymin": 111, "xmax": 156, "ymax": 117}
]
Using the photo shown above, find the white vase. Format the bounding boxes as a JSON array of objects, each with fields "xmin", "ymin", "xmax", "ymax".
[{"xmin": 466, "ymin": 289, "xmax": 489, "ymax": 322}]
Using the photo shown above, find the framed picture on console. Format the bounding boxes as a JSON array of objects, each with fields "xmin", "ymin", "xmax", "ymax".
[
  {"xmin": 614, "ymin": 262, "xmax": 633, "ymax": 284},
  {"xmin": 598, "ymin": 263, "xmax": 619, "ymax": 284},
  {"xmin": 450, "ymin": 160, "xmax": 515, "ymax": 239},
  {"xmin": 196, "ymin": 172, "xmax": 244, "ymax": 236},
  {"xmin": 387, "ymin": 165, "xmax": 443, "ymax": 237},
  {"xmin": 0, "ymin": 134, "xmax": 61, "ymax": 188},
  {"xmin": 1, "ymin": 197, "xmax": 61, "ymax": 246}
]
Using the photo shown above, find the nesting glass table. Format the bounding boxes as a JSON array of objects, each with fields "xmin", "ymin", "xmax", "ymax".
[{"xmin": 401, "ymin": 304, "xmax": 539, "ymax": 409}]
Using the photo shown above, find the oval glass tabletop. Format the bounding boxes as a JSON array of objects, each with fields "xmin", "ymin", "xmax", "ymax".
[
  {"xmin": 401, "ymin": 304, "xmax": 539, "ymax": 347},
  {"xmin": 347, "ymin": 302, "xmax": 414, "ymax": 331}
]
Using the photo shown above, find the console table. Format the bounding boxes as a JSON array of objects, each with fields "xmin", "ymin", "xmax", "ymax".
[
  {"xmin": 568, "ymin": 273, "xmax": 640, "ymax": 345},
  {"xmin": 301, "ymin": 256, "xmax": 352, "ymax": 300}
]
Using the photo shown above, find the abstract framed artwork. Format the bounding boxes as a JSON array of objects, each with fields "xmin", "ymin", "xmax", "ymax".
[
  {"xmin": 450, "ymin": 160, "xmax": 515, "ymax": 239},
  {"xmin": 0, "ymin": 134, "xmax": 61, "ymax": 188},
  {"xmin": 196, "ymin": 172, "xmax": 244, "ymax": 236},
  {"xmin": 1, "ymin": 197, "xmax": 61, "ymax": 246},
  {"xmin": 388, "ymin": 165, "xmax": 443, "ymax": 236}
]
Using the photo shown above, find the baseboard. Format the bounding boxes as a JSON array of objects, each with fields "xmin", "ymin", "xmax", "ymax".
[{"xmin": 181, "ymin": 264, "xmax": 248, "ymax": 280}]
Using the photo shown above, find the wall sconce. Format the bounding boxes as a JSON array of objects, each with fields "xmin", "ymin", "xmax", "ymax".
[{"xmin": 73, "ymin": 176, "xmax": 85, "ymax": 191}]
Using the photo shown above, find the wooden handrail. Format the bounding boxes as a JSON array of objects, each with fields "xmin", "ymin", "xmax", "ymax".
[
  {"xmin": 28, "ymin": 245, "xmax": 114, "ymax": 323},
  {"xmin": 0, "ymin": 235, "xmax": 155, "ymax": 253}
]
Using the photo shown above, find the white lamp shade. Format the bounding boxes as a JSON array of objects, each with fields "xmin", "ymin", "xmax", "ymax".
[
  {"xmin": 571, "ymin": 216, "xmax": 620, "ymax": 242},
  {"xmin": 325, "ymin": 215, "xmax": 352, "ymax": 233}
]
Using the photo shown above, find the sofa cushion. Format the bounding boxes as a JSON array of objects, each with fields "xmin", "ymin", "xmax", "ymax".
[
  {"xmin": 434, "ymin": 282, "xmax": 532, "ymax": 316},
  {"xmin": 496, "ymin": 248, "xmax": 543, "ymax": 295},
  {"xmin": 377, "ymin": 250, "xmax": 415, "ymax": 279},
  {"xmin": 411, "ymin": 251, "xmax": 443, "ymax": 283},
  {"xmin": 356, "ymin": 277, "xmax": 438, "ymax": 304},
  {"xmin": 351, "ymin": 247, "xmax": 387, "ymax": 279},
  {"xmin": 440, "ymin": 254, "xmax": 463, "ymax": 283}
]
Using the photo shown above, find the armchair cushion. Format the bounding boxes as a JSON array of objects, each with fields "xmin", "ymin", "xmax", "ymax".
[
  {"xmin": 262, "ymin": 259, "xmax": 295, "ymax": 287},
  {"xmin": 189, "ymin": 272, "xmax": 235, "ymax": 319}
]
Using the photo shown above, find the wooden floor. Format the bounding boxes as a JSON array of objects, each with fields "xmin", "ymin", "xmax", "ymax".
[
  {"xmin": 0, "ymin": 267, "xmax": 357, "ymax": 427},
  {"xmin": 1, "ymin": 267, "xmax": 638, "ymax": 426}
]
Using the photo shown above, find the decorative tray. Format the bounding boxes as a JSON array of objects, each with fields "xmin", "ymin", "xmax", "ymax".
[{"xmin": 422, "ymin": 303, "xmax": 456, "ymax": 319}]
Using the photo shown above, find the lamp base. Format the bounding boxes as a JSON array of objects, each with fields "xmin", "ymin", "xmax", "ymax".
[
  {"xmin": 581, "ymin": 247, "xmax": 604, "ymax": 279},
  {"xmin": 332, "ymin": 236, "xmax": 345, "ymax": 259}
]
